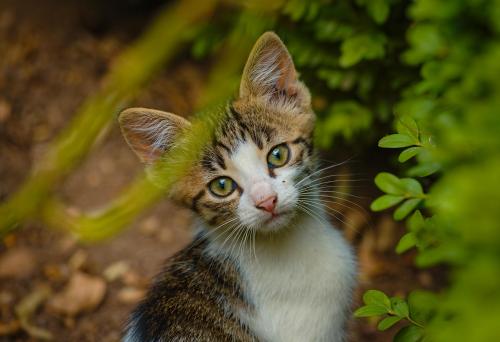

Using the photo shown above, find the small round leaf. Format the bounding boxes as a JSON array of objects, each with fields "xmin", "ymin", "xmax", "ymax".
[
  {"xmin": 375, "ymin": 173, "xmax": 405, "ymax": 195},
  {"xmin": 363, "ymin": 290, "xmax": 391, "ymax": 308},
  {"xmin": 400, "ymin": 178, "xmax": 423, "ymax": 196},
  {"xmin": 354, "ymin": 304, "xmax": 388, "ymax": 317},
  {"xmin": 398, "ymin": 147, "xmax": 422, "ymax": 163},
  {"xmin": 396, "ymin": 233, "xmax": 417, "ymax": 254},
  {"xmin": 391, "ymin": 297, "xmax": 410, "ymax": 318},
  {"xmin": 371, "ymin": 195, "xmax": 404, "ymax": 211},
  {"xmin": 378, "ymin": 316, "xmax": 403, "ymax": 331},
  {"xmin": 379, "ymin": 134, "xmax": 416, "ymax": 148},
  {"xmin": 394, "ymin": 198, "xmax": 422, "ymax": 221}
]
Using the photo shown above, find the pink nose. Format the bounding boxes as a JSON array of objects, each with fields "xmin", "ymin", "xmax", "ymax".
[
  {"xmin": 250, "ymin": 181, "xmax": 278, "ymax": 213},
  {"xmin": 256, "ymin": 195, "xmax": 278, "ymax": 213}
]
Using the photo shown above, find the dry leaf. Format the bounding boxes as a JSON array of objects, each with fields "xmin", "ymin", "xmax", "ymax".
[{"xmin": 48, "ymin": 272, "xmax": 106, "ymax": 316}]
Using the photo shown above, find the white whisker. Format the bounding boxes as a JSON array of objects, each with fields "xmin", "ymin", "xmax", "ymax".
[{"xmin": 295, "ymin": 157, "xmax": 356, "ymax": 187}]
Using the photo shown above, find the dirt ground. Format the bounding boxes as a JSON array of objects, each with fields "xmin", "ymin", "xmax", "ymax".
[{"xmin": 0, "ymin": 1, "xmax": 442, "ymax": 341}]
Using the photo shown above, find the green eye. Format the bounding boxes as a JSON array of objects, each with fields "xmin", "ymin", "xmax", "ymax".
[
  {"xmin": 267, "ymin": 144, "xmax": 290, "ymax": 168},
  {"xmin": 209, "ymin": 176, "xmax": 237, "ymax": 197}
]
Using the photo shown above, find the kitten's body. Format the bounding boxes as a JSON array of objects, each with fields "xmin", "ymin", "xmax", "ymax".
[
  {"xmin": 120, "ymin": 32, "xmax": 356, "ymax": 342},
  {"xmin": 125, "ymin": 214, "xmax": 354, "ymax": 342}
]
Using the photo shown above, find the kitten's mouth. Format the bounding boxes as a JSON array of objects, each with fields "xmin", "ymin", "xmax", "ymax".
[
  {"xmin": 265, "ymin": 211, "xmax": 283, "ymax": 223},
  {"xmin": 264, "ymin": 211, "xmax": 292, "ymax": 231}
]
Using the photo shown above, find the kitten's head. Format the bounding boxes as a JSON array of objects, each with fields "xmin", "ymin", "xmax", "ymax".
[{"xmin": 119, "ymin": 32, "xmax": 316, "ymax": 235}]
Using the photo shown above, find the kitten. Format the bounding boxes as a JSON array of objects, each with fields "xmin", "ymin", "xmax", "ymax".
[{"xmin": 120, "ymin": 32, "xmax": 356, "ymax": 342}]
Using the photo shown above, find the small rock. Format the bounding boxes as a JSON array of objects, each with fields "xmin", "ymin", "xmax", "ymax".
[
  {"xmin": 117, "ymin": 287, "xmax": 146, "ymax": 304},
  {"xmin": 48, "ymin": 272, "xmax": 106, "ymax": 316},
  {"xmin": 103, "ymin": 261, "xmax": 129, "ymax": 282},
  {"xmin": 0, "ymin": 247, "xmax": 36, "ymax": 279}
]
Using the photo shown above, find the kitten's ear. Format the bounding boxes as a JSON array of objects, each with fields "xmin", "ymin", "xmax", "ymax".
[
  {"xmin": 239, "ymin": 32, "xmax": 308, "ymax": 106},
  {"xmin": 119, "ymin": 108, "xmax": 190, "ymax": 164}
]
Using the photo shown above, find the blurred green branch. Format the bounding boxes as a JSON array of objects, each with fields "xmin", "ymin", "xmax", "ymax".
[
  {"xmin": 0, "ymin": 0, "xmax": 218, "ymax": 236},
  {"xmin": 2, "ymin": 6, "xmax": 266, "ymax": 241},
  {"xmin": 41, "ymin": 31, "xmax": 258, "ymax": 241}
]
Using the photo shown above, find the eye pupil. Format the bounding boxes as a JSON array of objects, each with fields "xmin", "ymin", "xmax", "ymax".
[
  {"xmin": 267, "ymin": 144, "xmax": 290, "ymax": 168},
  {"xmin": 273, "ymin": 149, "xmax": 281, "ymax": 159},
  {"xmin": 209, "ymin": 176, "xmax": 236, "ymax": 197}
]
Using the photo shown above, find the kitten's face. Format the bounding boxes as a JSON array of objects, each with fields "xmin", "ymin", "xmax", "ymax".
[
  {"xmin": 185, "ymin": 100, "xmax": 315, "ymax": 233},
  {"xmin": 119, "ymin": 32, "xmax": 315, "ymax": 235}
]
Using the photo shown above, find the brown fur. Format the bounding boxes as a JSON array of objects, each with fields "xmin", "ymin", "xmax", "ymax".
[{"xmin": 127, "ymin": 237, "xmax": 255, "ymax": 341}]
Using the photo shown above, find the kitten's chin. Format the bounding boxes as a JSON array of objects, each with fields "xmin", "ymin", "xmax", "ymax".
[{"xmin": 258, "ymin": 210, "xmax": 297, "ymax": 233}]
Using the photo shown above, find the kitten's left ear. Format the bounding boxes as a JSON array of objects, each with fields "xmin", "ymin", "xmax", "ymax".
[
  {"xmin": 119, "ymin": 108, "xmax": 190, "ymax": 164},
  {"xmin": 239, "ymin": 32, "xmax": 310, "ymax": 107}
]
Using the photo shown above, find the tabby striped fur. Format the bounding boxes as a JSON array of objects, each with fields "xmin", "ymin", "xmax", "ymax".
[{"xmin": 120, "ymin": 32, "xmax": 356, "ymax": 342}]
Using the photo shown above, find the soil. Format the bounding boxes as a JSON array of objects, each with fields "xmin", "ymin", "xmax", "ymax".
[{"xmin": 0, "ymin": 1, "xmax": 442, "ymax": 341}]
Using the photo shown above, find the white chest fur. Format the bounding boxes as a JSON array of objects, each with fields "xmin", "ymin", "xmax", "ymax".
[{"xmin": 236, "ymin": 215, "xmax": 356, "ymax": 342}]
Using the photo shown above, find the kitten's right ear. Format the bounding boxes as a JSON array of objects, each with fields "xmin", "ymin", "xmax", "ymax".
[
  {"xmin": 239, "ymin": 32, "xmax": 309, "ymax": 108},
  {"xmin": 118, "ymin": 108, "xmax": 190, "ymax": 164}
]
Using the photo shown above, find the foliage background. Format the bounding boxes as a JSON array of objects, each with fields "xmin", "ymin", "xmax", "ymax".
[{"xmin": 0, "ymin": 0, "xmax": 499, "ymax": 341}]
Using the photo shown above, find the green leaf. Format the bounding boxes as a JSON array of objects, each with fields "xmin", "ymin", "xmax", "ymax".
[
  {"xmin": 375, "ymin": 173, "xmax": 405, "ymax": 195},
  {"xmin": 394, "ymin": 325, "xmax": 424, "ymax": 342},
  {"xmin": 391, "ymin": 297, "xmax": 410, "ymax": 318},
  {"xmin": 408, "ymin": 211, "xmax": 425, "ymax": 233},
  {"xmin": 396, "ymin": 233, "xmax": 417, "ymax": 254},
  {"xmin": 354, "ymin": 304, "xmax": 388, "ymax": 317},
  {"xmin": 408, "ymin": 162, "xmax": 441, "ymax": 177},
  {"xmin": 396, "ymin": 116, "xmax": 419, "ymax": 140},
  {"xmin": 371, "ymin": 195, "xmax": 404, "ymax": 211},
  {"xmin": 379, "ymin": 134, "xmax": 416, "ymax": 148},
  {"xmin": 394, "ymin": 198, "xmax": 422, "ymax": 221},
  {"xmin": 400, "ymin": 178, "xmax": 423, "ymax": 196},
  {"xmin": 399, "ymin": 147, "xmax": 422, "ymax": 163},
  {"xmin": 378, "ymin": 316, "xmax": 402, "ymax": 331},
  {"xmin": 363, "ymin": 290, "xmax": 391, "ymax": 308}
]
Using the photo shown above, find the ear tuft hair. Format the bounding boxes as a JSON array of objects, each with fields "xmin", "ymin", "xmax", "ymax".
[
  {"xmin": 118, "ymin": 108, "xmax": 190, "ymax": 164},
  {"xmin": 239, "ymin": 32, "xmax": 309, "ymax": 107}
]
